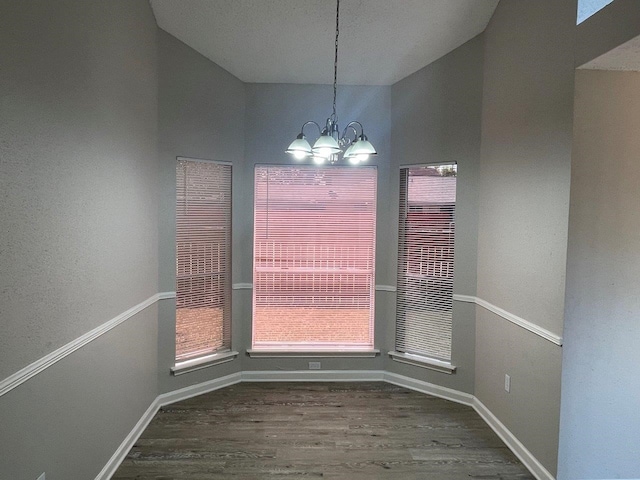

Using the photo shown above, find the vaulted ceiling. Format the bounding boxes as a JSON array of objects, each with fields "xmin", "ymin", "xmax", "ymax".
[{"xmin": 150, "ymin": 0, "xmax": 499, "ymax": 85}]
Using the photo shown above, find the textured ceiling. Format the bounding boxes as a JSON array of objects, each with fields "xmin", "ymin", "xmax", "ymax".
[
  {"xmin": 580, "ymin": 34, "xmax": 640, "ymax": 71},
  {"xmin": 150, "ymin": 0, "xmax": 499, "ymax": 85}
]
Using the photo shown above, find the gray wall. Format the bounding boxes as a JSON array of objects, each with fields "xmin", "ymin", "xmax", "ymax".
[
  {"xmin": 157, "ymin": 30, "xmax": 245, "ymax": 392},
  {"xmin": 388, "ymin": 35, "xmax": 484, "ymax": 394},
  {"xmin": 575, "ymin": 0, "xmax": 640, "ymax": 67},
  {"xmin": 475, "ymin": 0, "xmax": 577, "ymax": 474},
  {"xmin": 239, "ymin": 83, "xmax": 391, "ymax": 372},
  {"xmin": 0, "ymin": 307, "xmax": 158, "ymax": 480},
  {"xmin": 558, "ymin": 69, "xmax": 640, "ymax": 480},
  {"xmin": 0, "ymin": 1, "xmax": 159, "ymax": 478},
  {"xmin": 6, "ymin": 3, "xmax": 640, "ymax": 479}
]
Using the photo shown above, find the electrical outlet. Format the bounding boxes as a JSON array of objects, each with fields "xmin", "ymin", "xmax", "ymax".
[
  {"xmin": 37, "ymin": 474, "xmax": 45, "ymax": 480},
  {"xmin": 504, "ymin": 374, "xmax": 511, "ymax": 393},
  {"xmin": 308, "ymin": 361, "xmax": 321, "ymax": 370}
]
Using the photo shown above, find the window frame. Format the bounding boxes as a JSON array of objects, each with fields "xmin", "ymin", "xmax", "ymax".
[
  {"xmin": 173, "ymin": 156, "xmax": 237, "ymax": 374},
  {"xmin": 250, "ymin": 164, "xmax": 379, "ymax": 354},
  {"xmin": 390, "ymin": 162, "xmax": 458, "ymax": 374}
]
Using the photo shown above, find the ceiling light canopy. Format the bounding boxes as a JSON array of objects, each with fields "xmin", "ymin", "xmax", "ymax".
[{"xmin": 286, "ymin": 0, "xmax": 377, "ymax": 165}]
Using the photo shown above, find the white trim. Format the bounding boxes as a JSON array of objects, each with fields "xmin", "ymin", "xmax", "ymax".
[
  {"xmin": 475, "ymin": 296, "xmax": 563, "ymax": 346},
  {"xmin": 472, "ymin": 397, "xmax": 555, "ymax": 480},
  {"xmin": 383, "ymin": 372, "xmax": 473, "ymax": 406},
  {"xmin": 171, "ymin": 350, "xmax": 239, "ymax": 375},
  {"xmin": 0, "ymin": 293, "xmax": 162, "ymax": 398},
  {"xmin": 386, "ymin": 372, "xmax": 553, "ymax": 480},
  {"xmin": 399, "ymin": 161, "xmax": 457, "ymax": 169},
  {"xmin": 176, "ymin": 156, "xmax": 232, "ymax": 166},
  {"xmin": 453, "ymin": 294, "xmax": 563, "ymax": 346},
  {"xmin": 241, "ymin": 369, "xmax": 385, "ymax": 382},
  {"xmin": 232, "ymin": 283, "xmax": 253, "ymax": 290},
  {"xmin": 157, "ymin": 372, "xmax": 242, "ymax": 406},
  {"xmin": 375, "ymin": 284, "xmax": 396, "ymax": 292},
  {"xmin": 388, "ymin": 351, "xmax": 456, "ymax": 374},
  {"xmin": 2, "ymin": 287, "xmax": 553, "ymax": 480},
  {"xmin": 452, "ymin": 293, "xmax": 476, "ymax": 303},
  {"xmin": 95, "ymin": 398, "xmax": 160, "ymax": 480},
  {"xmin": 95, "ymin": 372, "xmax": 241, "ymax": 480},
  {"xmin": 99, "ymin": 371, "xmax": 552, "ymax": 480},
  {"xmin": 246, "ymin": 349, "xmax": 380, "ymax": 358}
]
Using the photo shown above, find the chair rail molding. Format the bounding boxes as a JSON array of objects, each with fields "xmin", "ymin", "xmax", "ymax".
[
  {"xmin": 0, "ymin": 292, "xmax": 175, "ymax": 398},
  {"xmin": 453, "ymin": 294, "xmax": 563, "ymax": 346}
]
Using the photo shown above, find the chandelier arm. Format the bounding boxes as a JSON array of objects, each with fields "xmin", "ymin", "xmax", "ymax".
[
  {"xmin": 344, "ymin": 121, "xmax": 364, "ymax": 136},
  {"xmin": 339, "ymin": 124, "xmax": 360, "ymax": 145},
  {"xmin": 286, "ymin": 0, "xmax": 375, "ymax": 165},
  {"xmin": 301, "ymin": 120, "xmax": 322, "ymax": 138}
]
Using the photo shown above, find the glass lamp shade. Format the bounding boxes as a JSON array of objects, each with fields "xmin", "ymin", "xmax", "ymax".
[
  {"xmin": 285, "ymin": 135, "xmax": 312, "ymax": 160},
  {"xmin": 344, "ymin": 137, "xmax": 377, "ymax": 161},
  {"xmin": 312, "ymin": 134, "xmax": 341, "ymax": 158},
  {"xmin": 343, "ymin": 142, "xmax": 356, "ymax": 159},
  {"xmin": 344, "ymin": 135, "xmax": 378, "ymax": 165}
]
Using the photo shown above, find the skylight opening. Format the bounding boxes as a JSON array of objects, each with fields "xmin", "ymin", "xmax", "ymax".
[{"xmin": 577, "ymin": 0, "xmax": 615, "ymax": 24}]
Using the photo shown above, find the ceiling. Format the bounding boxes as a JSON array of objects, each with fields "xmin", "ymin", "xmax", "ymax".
[
  {"xmin": 150, "ymin": 0, "xmax": 499, "ymax": 86},
  {"xmin": 580, "ymin": 34, "xmax": 640, "ymax": 71}
]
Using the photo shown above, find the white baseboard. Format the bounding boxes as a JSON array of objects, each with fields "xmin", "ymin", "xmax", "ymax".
[
  {"xmin": 95, "ymin": 398, "xmax": 160, "ymax": 480},
  {"xmin": 473, "ymin": 397, "xmax": 555, "ymax": 480},
  {"xmin": 5, "ymin": 289, "xmax": 555, "ymax": 480},
  {"xmin": 157, "ymin": 372, "xmax": 242, "ymax": 406},
  {"xmin": 381, "ymin": 373, "xmax": 554, "ymax": 480},
  {"xmin": 99, "ymin": 370, "xmax": 554, "ymax": 480},
  {"xmin": 383, "ymin": 371, "xmax": 474, "ymax": 406},
  {"xmin": 95, "ymin": 372, "xmax": 241, "ymax": 480},
  {"xmin": 241, "ymin": 369, "xmax": 385, "ymax": 382}
]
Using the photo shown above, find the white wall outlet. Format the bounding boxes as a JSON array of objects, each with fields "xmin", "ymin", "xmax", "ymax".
[
  {"xmin": 308, "ymin": 361, "xmax": 321, "ymax": 370},
  {"xmin": 504, "ymin": 374, "xmax": 511, "ymax": 393},
  {"xmin": 37, "ymin": 474, "xmax": 45, "ymax": 480}
]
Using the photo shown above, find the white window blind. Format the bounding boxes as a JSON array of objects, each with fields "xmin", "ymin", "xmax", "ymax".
[
  {"xmin": 396, "ymin": 165, "xmax": 456, "ymax": 360},
  {"xmin": 252, "ymin": 165, "xmax": 377, "ymax": 351},
  {"xmin": 176, "ymin": 158, "xmax": 232, "ymax": 362}
]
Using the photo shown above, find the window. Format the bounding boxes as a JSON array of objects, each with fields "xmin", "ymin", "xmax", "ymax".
[
  {"xmin": 395, "ymin": 164, "xmax": 456, "ymax": 363},
  {"xmin": 577, "ymin": 0, "xmax": 614, "ymax": 24},
  {"xmin": 252, "ymin": 165, "xmax": 377, "ymax": 352},
  {"xmin": 175, "ymin": 158, "xmax": 232, "ymax": 362}
]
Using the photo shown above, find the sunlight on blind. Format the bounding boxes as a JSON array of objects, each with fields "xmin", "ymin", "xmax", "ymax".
[
  {"xmin": 252, "ymin": 165, "xmax": 377, "ymax": 351},
  {"xmin": 396, "ymin": 165, "xmax": 456, "ymax": 360},
  {"xmin": 176, "ymin": 159, "xmax": 232, "ymax": 361}
]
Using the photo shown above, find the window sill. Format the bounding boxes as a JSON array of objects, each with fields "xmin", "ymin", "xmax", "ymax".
[
  {"xmin": 388, "ymin": 351, "xmax": 456, "ymax": 374},
  {"xmin": 171, "ymin": 350, "xmax": 239, "ymax": 376},
  {"xmin": 246, "ymin": 349, "xmax": 380, "ymax": 358}
]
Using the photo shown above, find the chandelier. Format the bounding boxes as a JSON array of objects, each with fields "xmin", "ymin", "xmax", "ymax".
[{"xmin": 285, "ymin": 0, "xmax": 377, "ymax": 165}]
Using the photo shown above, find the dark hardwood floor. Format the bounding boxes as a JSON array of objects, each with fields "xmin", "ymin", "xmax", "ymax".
[{"xmin": 113, "ymin": 382, "xmax": 534, "ymax": 479}]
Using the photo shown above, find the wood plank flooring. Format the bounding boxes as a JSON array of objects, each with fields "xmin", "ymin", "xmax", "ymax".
[{"xmin": 113, "ymin": 382, "xmax": 534, "ymax": 479}]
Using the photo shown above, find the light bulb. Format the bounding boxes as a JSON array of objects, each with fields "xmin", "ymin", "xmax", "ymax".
[
  {"xmin": 348, "ymin": 156, "xmax": 360, "ymax": 165},
  {"xmin": 317, "ymin": 147, "xmax": 332, "ymax": 158},
  {"xmin": 293, "ymin": 151, "xmax": 308, "ymax": 160},
  {"xmin": 313, "ymin": 156, "xmax": 326, "ymax": 165},
  {"xmin": 356, "ymin": 154, "xmax": 369, "ymax": 162}
]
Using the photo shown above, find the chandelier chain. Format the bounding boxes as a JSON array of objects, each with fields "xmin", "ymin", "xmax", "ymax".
[
  {"xmin": 285, "ymin": 0, "xmax": 376, "ymax": 164},
  {"xmin": 332, "ymin": 0, "xmax": 340, "ymax": 120}
]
